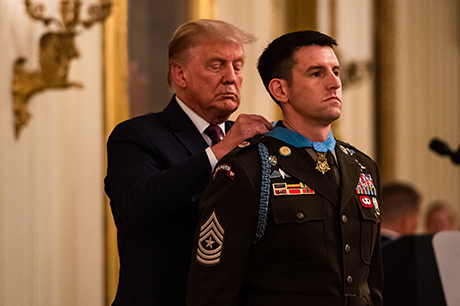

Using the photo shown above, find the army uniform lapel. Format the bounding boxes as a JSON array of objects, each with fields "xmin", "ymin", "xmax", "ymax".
[
  {"xmin": 270, "ymin": 138, "xmax": 340, "ymax": 206},
  {"xmin": 335, "ymin": 143, "xmax": 362, "ymax": 209}
]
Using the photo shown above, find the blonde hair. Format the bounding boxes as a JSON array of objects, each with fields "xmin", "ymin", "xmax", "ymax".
[{"xmin": 167, "ymin": 19, "xmax": 256, "ymax": 88}]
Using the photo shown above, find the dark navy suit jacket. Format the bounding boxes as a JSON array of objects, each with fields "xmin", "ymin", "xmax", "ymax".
[{"xmin": 105, "ymin": 96, "xmax": 233, "ymax": 305}]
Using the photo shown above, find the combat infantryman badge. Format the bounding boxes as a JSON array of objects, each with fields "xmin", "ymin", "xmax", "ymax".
[{"xmin": 196, "ymin": 210, "xmax": 224, "ymax": 266}]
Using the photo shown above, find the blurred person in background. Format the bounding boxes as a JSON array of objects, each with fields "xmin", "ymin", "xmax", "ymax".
[
  {"xmin": 380, "ymin": 182, "xmax": 421, "ymax": 244},
  {"xmin": 425, "ymin": 201, "xmax": 458, "ymax": 234}
]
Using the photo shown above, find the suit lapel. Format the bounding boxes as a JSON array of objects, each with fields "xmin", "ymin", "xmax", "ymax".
[
  {"xmin": 335, "ymin": 143, "xmax": 361, "ymax": 210},
  {"xmin": 224, "ymin": 121, "xmax": 233, "ymax": 133},
  {"xmin": 271, "ymin": 138, "xmax": 339, "ymax": 206},
  {"xmin": 166, "ymin": 97, "xmax": 209, "ymax": 155},
  {"xmin": 165, "ymin": 96, "xmax": 234, "ymax": 155}
]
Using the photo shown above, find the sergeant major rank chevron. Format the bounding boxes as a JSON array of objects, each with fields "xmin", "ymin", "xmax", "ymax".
[{"xmin": 196, "ymin": 210, "xmax": 225, "ymax": 266}]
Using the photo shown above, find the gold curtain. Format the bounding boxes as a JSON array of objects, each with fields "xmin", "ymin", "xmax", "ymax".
[
  {"xmin": 373, "ymin": 0, "xmax": 396, "ymax": 183},
  {"xmin": 103, "ymin": 0, "xmax": 129, "ymax": 304}
]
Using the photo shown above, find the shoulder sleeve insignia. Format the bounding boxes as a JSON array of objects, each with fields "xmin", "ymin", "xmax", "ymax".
[
  {"xmin": 196, "ymin": 210, "xmax": 225, "ymax": 266},
  {"xmin": 213, "ymin": 163, "xmax": 235, "ymax": 181}
]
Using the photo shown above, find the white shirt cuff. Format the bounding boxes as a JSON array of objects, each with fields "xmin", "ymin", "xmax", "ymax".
[{"xmin": 205, "ymin": 147, "xmax": 218, "ymax": 172}]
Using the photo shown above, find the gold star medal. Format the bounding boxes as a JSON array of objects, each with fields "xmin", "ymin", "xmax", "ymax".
[{"xmin": 315, "ymin": 152, "xmax": 330, "ymax": 174}]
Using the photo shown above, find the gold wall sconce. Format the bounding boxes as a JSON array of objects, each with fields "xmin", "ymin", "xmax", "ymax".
[{"xmin": 12, "ymin": 0, "xmax": 112, "ymax": 139}]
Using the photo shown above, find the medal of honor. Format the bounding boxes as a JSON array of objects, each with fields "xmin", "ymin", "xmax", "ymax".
[{"xmin": 315, "ymin": 152, "xmax": 330, "ymax": 174}]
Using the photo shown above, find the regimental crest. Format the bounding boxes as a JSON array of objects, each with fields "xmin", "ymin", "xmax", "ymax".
[
  {"xmin": 269, "ymin": 155, "xmax": 278, "ymax": 166},
  {"xmin": 196, "ymin": 210, "xmax": 225, "ymax": 266}
]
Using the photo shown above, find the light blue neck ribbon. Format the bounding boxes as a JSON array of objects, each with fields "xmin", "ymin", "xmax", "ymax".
[{"xmin": 265, "ymin": 126, "xmax": 336, "ymax": 153}]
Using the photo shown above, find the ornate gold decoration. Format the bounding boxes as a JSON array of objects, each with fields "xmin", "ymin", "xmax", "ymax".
[
  {"xmin": 315, "ymin": 152, "xmax": 330, "ymax": 174},
  {"xmin": 340, "ymin": 60, "xmax": 374, "ymax": 88},
  {"xmin": 12, "ymin": 0, "xmax": 112, "ymax": 138}
]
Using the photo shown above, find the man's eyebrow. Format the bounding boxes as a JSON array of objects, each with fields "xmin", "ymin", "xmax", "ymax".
[
  {"xmin": 306, "ymin": 64, "xmax": 340, "ymax": 71},
  {"xmin": 307, "ymin": 65, "xmax": 325, "ymax": 70},
  {"xmin": 208, "ymin": 57, "xmax": 244, "ymax": 62}
]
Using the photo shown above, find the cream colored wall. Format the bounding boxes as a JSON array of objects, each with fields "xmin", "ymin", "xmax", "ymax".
[
  {"xmin": 214, "ymin": 0, "xmax": 282, "ymax": 123},
  {"xmin": 334, "ymin": 0, "xmax": 375, "ymax": 158},
  {"xmin": 394, "ymin": 0, "xmax": 460, "ymax": 226},
  {"xmin": 216, "ymin": 0, "xmax": 376, "ymax": 157},
  {"xmin": 1, "ymin": 1, "xmax": 104, "ymax": 305}
]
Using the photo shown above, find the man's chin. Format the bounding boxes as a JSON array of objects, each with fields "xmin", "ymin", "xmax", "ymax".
[
  {"xmin": 213, "ymin": 104, "xmax": 239, "ymax": 122},
  {"xmin": 324, "ymin": 112, "xmax": 341, "ymax": 125},
  {"xmin": 218, "ymin": 99, "xmax": 239, "ymax": 111},
  {"xmin": 330, "ymin": 108, "xmax": 342, "ymax": 120}
]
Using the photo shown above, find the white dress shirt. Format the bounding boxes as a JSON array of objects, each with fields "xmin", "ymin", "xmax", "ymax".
[{"xmin": 176, "ymin": 97, "xmax": 226, "ymax": 171}]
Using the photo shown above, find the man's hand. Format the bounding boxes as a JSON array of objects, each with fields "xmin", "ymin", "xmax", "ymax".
[{"xmin": 211, "ymin": 114, "xmax": 274, "ymax": 160}]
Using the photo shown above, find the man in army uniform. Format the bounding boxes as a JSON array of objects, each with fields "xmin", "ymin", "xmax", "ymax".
[{"xmin": 186, "ymin": 30, "xmax": 383, "ymax": 306}]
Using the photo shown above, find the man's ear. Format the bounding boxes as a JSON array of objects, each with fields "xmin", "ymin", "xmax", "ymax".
[
  {"xmin": 171, "ymin": 64, "xmax": 187, "ymax": 89},
  {"xmin": 268, "ymin": 78, "xmax": 289, "ymax": 104}
]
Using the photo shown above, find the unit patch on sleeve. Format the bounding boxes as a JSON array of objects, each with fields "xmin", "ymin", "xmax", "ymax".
[
  {"xmin": 273, "ymin": 182, "xmax": 315, "ymax": 196},
  {"xmin": 196, "ymin": 210, "xmax": 225, "ymax": 266},
  {"xmin": 213, "ymin": 163, "xmax": 235, "ymax": 181}
]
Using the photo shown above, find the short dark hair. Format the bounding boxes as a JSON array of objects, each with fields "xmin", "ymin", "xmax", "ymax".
[
  {"xmin": 381, "ymin": 182, "xmax": 421, "ymax": 223},
  {"xmin": 257, "ymin": 30, "xmax": 337, "ymax": 105}
]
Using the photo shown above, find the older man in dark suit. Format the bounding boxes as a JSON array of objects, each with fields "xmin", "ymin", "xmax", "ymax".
[{"xmin": 104, "ymin": 19, "xmax": 273, "ymax": 306}]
